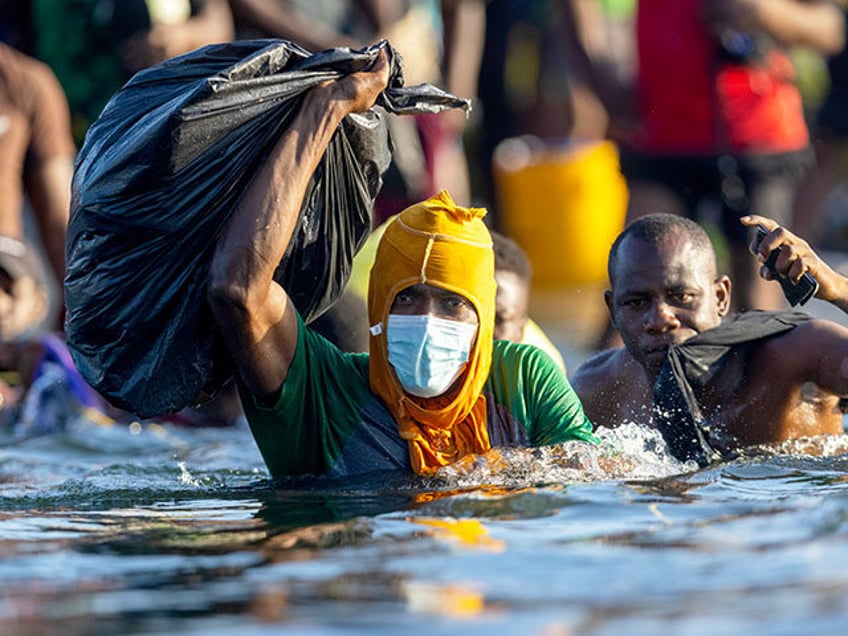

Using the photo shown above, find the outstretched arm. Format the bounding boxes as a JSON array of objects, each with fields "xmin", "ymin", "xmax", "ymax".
[
  {"xmin": 741, "ymin": 214, "xmax": 848, "ymax": 315},
  {"xmin": 208, "ymin": 49, "xmax": 390, "ymax": 402},
  {"xmin": 704, "ymin": 0, "xmax": 845, "ymax": 55}
]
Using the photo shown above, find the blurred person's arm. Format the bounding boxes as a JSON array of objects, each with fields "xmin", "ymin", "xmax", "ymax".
[
  {"xmin": 24, "ymin": 157, "xmax": 72, "ymax": 295},
  {"xmin": 227, "ymin": 0, "xmax": 361, "ymax": 50},
  {"xmin": 123, "ymin": 0, "xmax": 236, "ymax": 71},
  {"xmin": 560, "ymin": 0, "xmax": 637, "ymax": 139},
  {"xmin": 22, "ymin": 59, "xmax": 75, "ymax": 324},
  {"xmin": 440, "ymin": 0, "xmax": 486, "ymax": 126},
  {"xmin": 704, "ymin": 0, "xmax": 845, "ymax": 55}
]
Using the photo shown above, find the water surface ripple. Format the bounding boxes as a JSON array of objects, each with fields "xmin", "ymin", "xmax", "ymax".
[{"xmin": 1, "ymin": 417, "xmax": 847, "ymax": 635}]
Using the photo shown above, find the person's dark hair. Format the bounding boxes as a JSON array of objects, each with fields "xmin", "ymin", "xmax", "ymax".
[
  {"xmin": 492, "ymin": 231, "xmax": 532, "ymax": 283},
  {"xmin": 608, "ymin": 213, "xmax": 714, "ymax": 282}
]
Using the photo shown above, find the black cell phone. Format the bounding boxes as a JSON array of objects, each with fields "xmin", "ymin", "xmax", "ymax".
[{"xmin": 750, "ymin": 225, "xmax": 819, "ymax": 307}]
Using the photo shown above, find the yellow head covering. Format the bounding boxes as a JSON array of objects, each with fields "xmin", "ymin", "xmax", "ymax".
[{"xmin": 368, "ymin": 190, "xmax": 496, "ymax": 474}]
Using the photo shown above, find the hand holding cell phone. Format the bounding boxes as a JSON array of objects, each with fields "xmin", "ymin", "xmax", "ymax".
[{"xmin": 748, "ymin": 223, "xmax": 819, "ymax": 307}]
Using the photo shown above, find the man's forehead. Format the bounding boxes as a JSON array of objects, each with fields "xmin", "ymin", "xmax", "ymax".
[
  {"xmin": 613, "ymin": 235, "xmax": 712, "ymax": 286},
  {"xmin": 623, "ymin": 232, "xmax": 708, "ymax": 264},
  {"xmin": 615, "ymin": 262, "xmax": 699, "ymax": 292}
]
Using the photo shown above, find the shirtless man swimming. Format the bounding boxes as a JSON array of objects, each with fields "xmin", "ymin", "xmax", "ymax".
[{"xmin": 571, "ymin": 213, "xmax": 848, "ymax": 463}]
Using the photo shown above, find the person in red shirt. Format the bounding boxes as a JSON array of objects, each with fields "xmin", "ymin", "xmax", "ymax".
[{"xmin": 600, "ymin": 0, "xmax": 844, "ymax": 314}]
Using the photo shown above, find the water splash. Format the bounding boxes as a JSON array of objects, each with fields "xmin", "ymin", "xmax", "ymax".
[
  {"xmin": 177, "ymin": 461, "xmax": 203, "ymax": 487},
  {"xmin": 742, "ymin": 434, "xmax": 848, "ymax": 459},
  {"xmin": 429, "ymin": 423, "xmax": 694, "ymax": 489}
]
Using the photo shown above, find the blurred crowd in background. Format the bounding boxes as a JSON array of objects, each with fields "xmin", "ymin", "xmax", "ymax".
[{"xmin": 1, "ymin": 0, "xmax": 847, "ymax": 428}]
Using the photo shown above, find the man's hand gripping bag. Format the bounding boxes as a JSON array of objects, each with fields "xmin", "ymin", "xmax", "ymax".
[{"xmin": 65, "ymin": 39, "xmax": 470, "ymax": 417}]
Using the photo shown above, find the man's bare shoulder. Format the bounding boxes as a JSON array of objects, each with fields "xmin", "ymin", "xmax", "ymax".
[
  {"xmin": 571, "ymin": 347, "xmax": 638, "ymax": 387},
  {"xmin": 711, "ymin": 317, "xmax": 848, "ymax": 443},
  {"xmin": 571, "ymin": 347, "xmax": 653, "ymax": 429},
  {"xmin": 783, "ymin": 317, "xmax": 848, "ymax": 342},
  {"xmin": 751, "ymin": 317, "xmax": 848, "ymax": 387}
]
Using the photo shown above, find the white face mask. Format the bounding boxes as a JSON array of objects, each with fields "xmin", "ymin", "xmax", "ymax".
[{"xmin": 386, "ymin": 314, "xmax": 478, "ymax": 398}]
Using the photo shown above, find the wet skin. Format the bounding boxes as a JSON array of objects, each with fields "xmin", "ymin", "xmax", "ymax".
[
  {"xmin": 605, "ymin": 232, "xmax": 731, "ymax": 380},
  {"xmin": 574, "ymin": 228, "xmax": 846, "ymax": 446}
]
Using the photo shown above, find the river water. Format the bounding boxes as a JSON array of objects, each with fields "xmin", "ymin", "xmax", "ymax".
[
  {"xmin": 4, "ymin": 278, "xmax": 848, "ymax": 635},
  {"xmin": 2, "ymin": 410, "xmax": 848, "ymax": 635}
]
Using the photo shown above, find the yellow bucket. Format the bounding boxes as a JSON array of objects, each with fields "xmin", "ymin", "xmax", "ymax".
[{"xmin": 493, "ymin": 138, "xmax": 628, "ymax": 287}]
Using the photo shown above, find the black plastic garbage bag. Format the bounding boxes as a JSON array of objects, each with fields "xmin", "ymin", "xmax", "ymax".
[
  {"xmin": 65, "ymin": 39, "xmax": 470, "ymax": 418},
  {"xmin": 652, "ymin": 310, "xmax": 810, "ymax": 466}
]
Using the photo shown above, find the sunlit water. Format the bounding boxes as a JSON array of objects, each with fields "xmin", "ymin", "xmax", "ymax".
[{"xmin": 2, "ymin": 412, "xmax": 848, "ymax": 635}]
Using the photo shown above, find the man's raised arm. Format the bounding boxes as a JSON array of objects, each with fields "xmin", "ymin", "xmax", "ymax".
[
  {"xmin": 207, "ymin": 49, "xmax": 390, "ymax": 402},
  {"xmin": 742, "ymin": 214, "xmax": 848, "ymax": 398},
  {"xmin": 742, "ymin": 214, "xmax": 848, "ymax": 315}
]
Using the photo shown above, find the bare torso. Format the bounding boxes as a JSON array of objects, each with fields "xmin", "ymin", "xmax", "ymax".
[
  {"xmin": 571, "ymin": 323, "xmax": 846, "ymax": 453},
  {"xmin": 570, "ymin": 348, "xmax": 654, "ymax": 429},
  {"xmin": 697, "ymin": 329, "xmax": 845, "ymax": 451}
]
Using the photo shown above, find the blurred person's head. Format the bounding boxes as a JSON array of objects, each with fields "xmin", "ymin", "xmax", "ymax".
[{"xmin": 492, "ymin": 231, "xmax": 532, "ymax": 342}]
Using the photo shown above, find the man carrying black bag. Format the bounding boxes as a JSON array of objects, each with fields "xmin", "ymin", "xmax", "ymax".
[
  {"xmin": 65, "ymin": 39, "xmax": 469, "ymax": 418},
  {"xmin": 208, "ymin": 48, "xmax": 598, "ymax": 478}
]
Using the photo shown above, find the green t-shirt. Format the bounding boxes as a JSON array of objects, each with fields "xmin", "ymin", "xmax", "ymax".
[{"xmin": 241, "ymin": 315, "xmax": 598, "ymax": 477}]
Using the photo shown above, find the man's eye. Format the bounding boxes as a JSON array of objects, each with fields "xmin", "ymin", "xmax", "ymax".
[
  {"xmin": 442, "ymin": 295, "xmax": 467, "ymax": 310},
  {"xmin": 672, "ymin": 293, "xmax": 695, "ymax": 305},
  {"xmin": 622, "ymin": 298, "xmax": 647, "ymax": 309}
]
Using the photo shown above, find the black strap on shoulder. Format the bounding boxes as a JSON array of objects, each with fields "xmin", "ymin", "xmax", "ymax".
[{"xmin": 652, "ymin": 310, "xmax": 811, "ymax": 465}]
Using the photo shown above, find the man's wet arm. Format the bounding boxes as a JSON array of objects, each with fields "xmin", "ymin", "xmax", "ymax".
[{"xmin": 800, "ymin": 321, "xmax": 848, "ymax": 397}]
